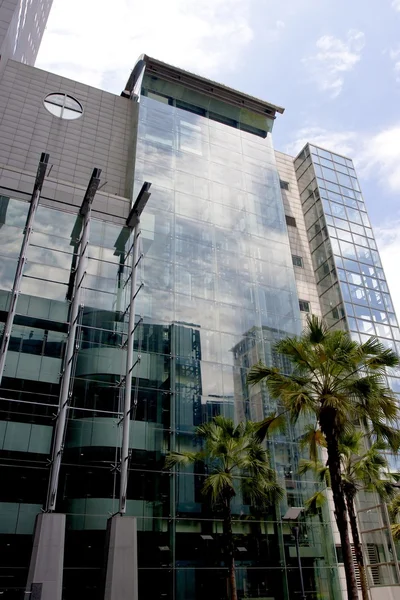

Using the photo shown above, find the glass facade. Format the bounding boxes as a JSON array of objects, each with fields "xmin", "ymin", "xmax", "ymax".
[
  {"xmin": 123, "ymin": 79, "xmax": 339, "ymax": 599},
  {"xmin": 295, "ymin": 143, "xmax": 400, "ymax": 588},
  {"xmin": 0, "ymin": 75, "xmax": 343, "ymax": 597},
  {"xmin": 294, "ymin": 144, "xmax": 400, "ymax": 406}
]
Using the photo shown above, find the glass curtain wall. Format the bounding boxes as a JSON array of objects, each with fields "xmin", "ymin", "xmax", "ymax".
[
  {"xmin": 294, "ymin": 143, "xmax": 400, "ymax": 588},
  {"xmin": 0, "ymin": 194, "xmax": 136, "ymax": 597},
  {"xmin": 0, "ymin": 196, "xmax": 74, "ymax": 594},
  {"xmin": 0, "ymin": 115, "xmax": 341, "ymax": 598},
  {"xmin": 125, "ymin": 78, "xmax": 341, "ymax": 600}
]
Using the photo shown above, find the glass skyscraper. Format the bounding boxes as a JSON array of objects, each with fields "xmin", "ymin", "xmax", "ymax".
[{"xmin": 0, "ymin": 48, "xmax": 398, "ymax": 600}]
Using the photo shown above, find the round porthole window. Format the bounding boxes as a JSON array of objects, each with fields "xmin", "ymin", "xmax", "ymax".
[{"xmin": 43, "ymin": 93, "xmax": 83, "ymax": 120}]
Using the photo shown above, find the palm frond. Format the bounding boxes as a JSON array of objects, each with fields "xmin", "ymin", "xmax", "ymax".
[
  {"xmin": 304, "ymin": 314, "xmax": 328, "ymax": 344},
  {"xmin": 359, "ymin": 337, "xmax": 399, "ymax": 369},
  {"xmin": 368, "ymin": 421, "xmax": 400, "ymax": 452},
  {"xmin": 370, "ymin": 479, "xmax": 396, "ymax": 500},
  {"xmin": 246, "ymin": 362, "xmax": 276, "ymax": 386},
  {"xmin": 253, "ymin": 412, "xmax": 287, "ymax": 442},
  {"xmin": 242, "ymin": 477, "xmax": 285, "ymax": 506},
  {"xmin": 300, "ymin": 424, "xmax": 326, "ymax": 461},
  {"xmin": 202, "ymin": 471, "xmax": 235, "ymax": 505},
  {"xmin": 165, "ymin": 451, "xmax": 199, "ymax": 469},
  {"xmin": 304, "ymin": 490, "xmax": 327, "ymax": 514},
  {"xmin": 388, "ymin": 494, "xmax": 400, "ymax": 521},
  {"xmin": 392, "ymin": 523, "xmax": 400, "ymax": 541},
  {"xmin": 298, "ymin": 459, "xmax": 330, "ymax": 486}
]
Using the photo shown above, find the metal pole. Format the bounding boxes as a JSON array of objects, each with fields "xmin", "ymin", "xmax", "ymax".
[
  {"xmin": 46, "ymin": 168, "xmax": 101, "ymax": 512},
  {"xmin": 293, "ymin": 526, "xmax": 306, "ymax": 600},
  {"xmin": 119, "ymin": 222, "xmax": 141, "ymax": 514},
  {"xmin": 0, "ymin": 153, "xmax": 49, "ymax": 384}
]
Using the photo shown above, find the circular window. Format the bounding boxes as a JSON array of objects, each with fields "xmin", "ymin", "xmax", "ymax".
[{"xmin": 43, "ymin": 93, "xmax": 83, "ymax": 120}]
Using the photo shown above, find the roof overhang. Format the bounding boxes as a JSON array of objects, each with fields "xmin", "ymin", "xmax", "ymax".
[{"xmin": 123, "ymin": 54, "xmax": 284, "ymax": 120}]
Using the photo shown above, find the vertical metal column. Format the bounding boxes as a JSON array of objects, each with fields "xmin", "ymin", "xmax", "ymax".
[
  {"xmin": 46, "ymin": 168, "xmax": 101, "ymax": 512},
  {"xmin": 293, "ymin": 526, "xmax": 306, "ymax": 600},
  {"xmin": 119, "ymin": 222, "xmax": 140, "ymax": 514},
  {"xmin": 119, "ymin": 182, "xmax": 151, "ymax": 514},
  {"xmin": 0, "ymin": 152, "xmax": 49, "ymax": 385}
]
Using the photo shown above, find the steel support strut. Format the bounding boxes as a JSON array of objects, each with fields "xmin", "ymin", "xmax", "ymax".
[
  {"xmin": 119, "ymin": 222, "xmax": 140, "ymax": 514},
  {"xmin": 46, "ymin": 168, "xmax": 101, "ymax": 512},
  {"xmin": 119, "ymin": 182, "xmax": 151, "ymax": 514},
  {"xmin": 0, "ymin": 152, "xmax": 49, "ymax": 384}
]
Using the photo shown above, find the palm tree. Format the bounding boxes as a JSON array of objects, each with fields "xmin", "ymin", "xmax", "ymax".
[
  {"xmin": 340, "ymin": 433, "xmax": 395, "ymax": 600},
  {"xmin": 300, "ymin": 434, "xmax": 395, "ymax": 600},
  {"xmin": 165, "ymin": 416, "xmax": 284, "ymax": 600},
  {"xmin": 247, "ymin": 315, "xmax": 400, "ymax": 600},
  {"xmin": 388, "ymin": 492, "xmax": 400, "ymax": 541}
]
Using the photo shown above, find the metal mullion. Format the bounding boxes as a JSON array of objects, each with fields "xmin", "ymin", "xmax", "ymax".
[
  {"xmin": 0, "ymin": 153, "xmax": 49, "ymax": 385},
  {"xmin": 46, "ymin": 168, "xmax": 101, "ymax": 512},
  {"xmin": 119, "ymin": 224, "xmax": 142, "ymax": 514},
  {"xmin": 45, "ymin": 213, "xmax": 90, "ymax": 511},
  {"xmin": 118, "ymin": 182, "xmax": 151, "ymax": 515}
]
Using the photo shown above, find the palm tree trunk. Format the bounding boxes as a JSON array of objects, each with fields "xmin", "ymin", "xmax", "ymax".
[
  {"xmin": 346, "ymin": 491, "xmax": 369, "ymax": 600},
  {"xmin": 223, "ymin": 498, "xmax": 237, "ymax": 600},
  {"xmin": 325, "ymin": 430, "xmax": 359, "ymax": 600}
]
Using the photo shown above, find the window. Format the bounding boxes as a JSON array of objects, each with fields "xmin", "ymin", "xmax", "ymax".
[
  {"xmin": 285, "ymin": 215, "xmax": 297, "ymax": 227},
  {"xmin": 280, "ymin": 180, "xmax": 289, "ymax": 191},
  {"xmin": 43, "ymin": 93, "xmax": 83, "ymax": 120},
  {"xmin": 292, "ymin": 255, "xmax": 303, "ymax": 267},
  {"xmin": 299, "ymin": 300, "xmax": 310, "ymax": 312}
]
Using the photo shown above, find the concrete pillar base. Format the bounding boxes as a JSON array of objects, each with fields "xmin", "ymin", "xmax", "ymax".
[
  {"xmin": 26, "ymin": 513, "xmax": 65, "ymax": 600},
  {"xmin": 104, "ymin": 515, "xmax": 138, "ymax": 600}
]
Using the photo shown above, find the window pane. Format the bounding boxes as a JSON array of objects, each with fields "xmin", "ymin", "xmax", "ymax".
[
  {"xmin": 299, "ymin": 300, "xmax": 310, "ymax": 312},
  {"xmin": 346, "ymin": 208, "xmax": 362, "ymax": 224},
  {"xmin": 337, "ymin": 229, "xmax": 352, "ymax": 243},
  {"xmin": 350, "ymin": 285, "xmax": 367, "ymax": 305},
  {"xmin": 62, "ymin": 108, "xmax": 83, "ymax": 120},
  {"xmin": 64, "ymin": 96, "xmax": 82, "ymax": 111},
  {"xmin": 330, "ymin": 202, "xmax": 346, "ymax": 218},
  {"xmin": 357, "ymin": 319, "xmax": 376, "ymax": 335},
  {"xmin": 44, "ymin": 102, "xmax": 62, "ymax": 117},
  {"xmin": 318, "ymin": 149, "xmax": 332, "ymax": 160},
  {"xmin": 333, "ymin": 217, "xmax": 349, "ymax": 230},
  {"xmin": 346, "ymin": 272, "xmax": 362, "ymax": 286},
  {"xmin": 336, "ymin": 172, "xmax": 353, "ymax": 188},
  {"xmin": 328, "ymin": 190, "xmax": 344, "ymax": 204},
  {"xmin": 326, "ymin": 181, "xmax": 341, "ymax": 194},
  {"xmin": 342, "ymin": 258, "xmax": 360, "ymax": 273},
  {"xmin": 353, "ymin": 304, "xmax": 371, "ymax": 320},
  {"xmin": 44, "ymin": 93, "xmax": 64, "ymax": 107},
  {"xmin": 339, "ymin": 241, "xmax": 356, "ymax": 260},
  {"xmin": 356, "ymin": 246, "xmax": 373, "ymax": 265},
  {"xmin": 321, "ymin": 167, "xmax": 337, "ymax": 182}
]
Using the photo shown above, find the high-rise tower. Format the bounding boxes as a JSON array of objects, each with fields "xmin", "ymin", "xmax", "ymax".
[
  {"xmin": 0, "ymin": 0, "xmax": 53, "ymax": 72},
  {"xmin": 0, "ymin": 46, "xmax": 397, "ymax": 599}
]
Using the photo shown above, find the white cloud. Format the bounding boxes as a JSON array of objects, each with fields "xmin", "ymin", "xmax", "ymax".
[
  {"xmin": 375, "ymin": 222, "xmax": 400, "ymax": 319},
  {"xmin": 390, "ymin": 46, "xmax": 400, "ymax": 82},
  {"xmin": 285, "ymin": 126, "xmax": 358, "ymax": 158},
  {"xmin": 287, "ymin": 123, "xmax": 400, "ymax": 194},
  {"xmin": 359, "ymin": 125, "xmax": 400, "ymax": 192},
  {"xmin": 302, "ymin": 30, "xmax": 365, "ymax": 98},
  {"xmin": 287, "ymin": 123, "xmax": 400, "ymax": 325},
  {"xmin": 36, "ymin": 0, "xmax": 254, "ymax": 92},
  {"xmin": 265, "ymin": 20, "xmax": 286, "ymax": 43},
  {"xmin": 392, "ymin": 0, "xmax": 400, "ymax": 11}
]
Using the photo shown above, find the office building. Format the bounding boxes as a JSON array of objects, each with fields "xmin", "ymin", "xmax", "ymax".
[
  {"xmin": 0, "ymin": 42, "xmax": 398, "ymax": 600},
  {"xmin": 0, "ymin": 0, "xmax": 53, "ymax": 74}
]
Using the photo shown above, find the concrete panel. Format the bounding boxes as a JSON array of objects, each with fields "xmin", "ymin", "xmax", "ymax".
[
  {"xmin": 104, "ymin": 515, "xmax": 138, "ymax": 600},
  {"xmin": 371, "ymin": 587, "xmax": 400, "ymax": 600},
  {"xmin": 26, "ymin": 512, "xmax": 65, "ymax": 600}
]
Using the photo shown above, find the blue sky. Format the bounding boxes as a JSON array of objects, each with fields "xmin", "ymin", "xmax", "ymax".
[{"xmin": 36, "ymin": 0, "xmax": 400, "ymax": 313}]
